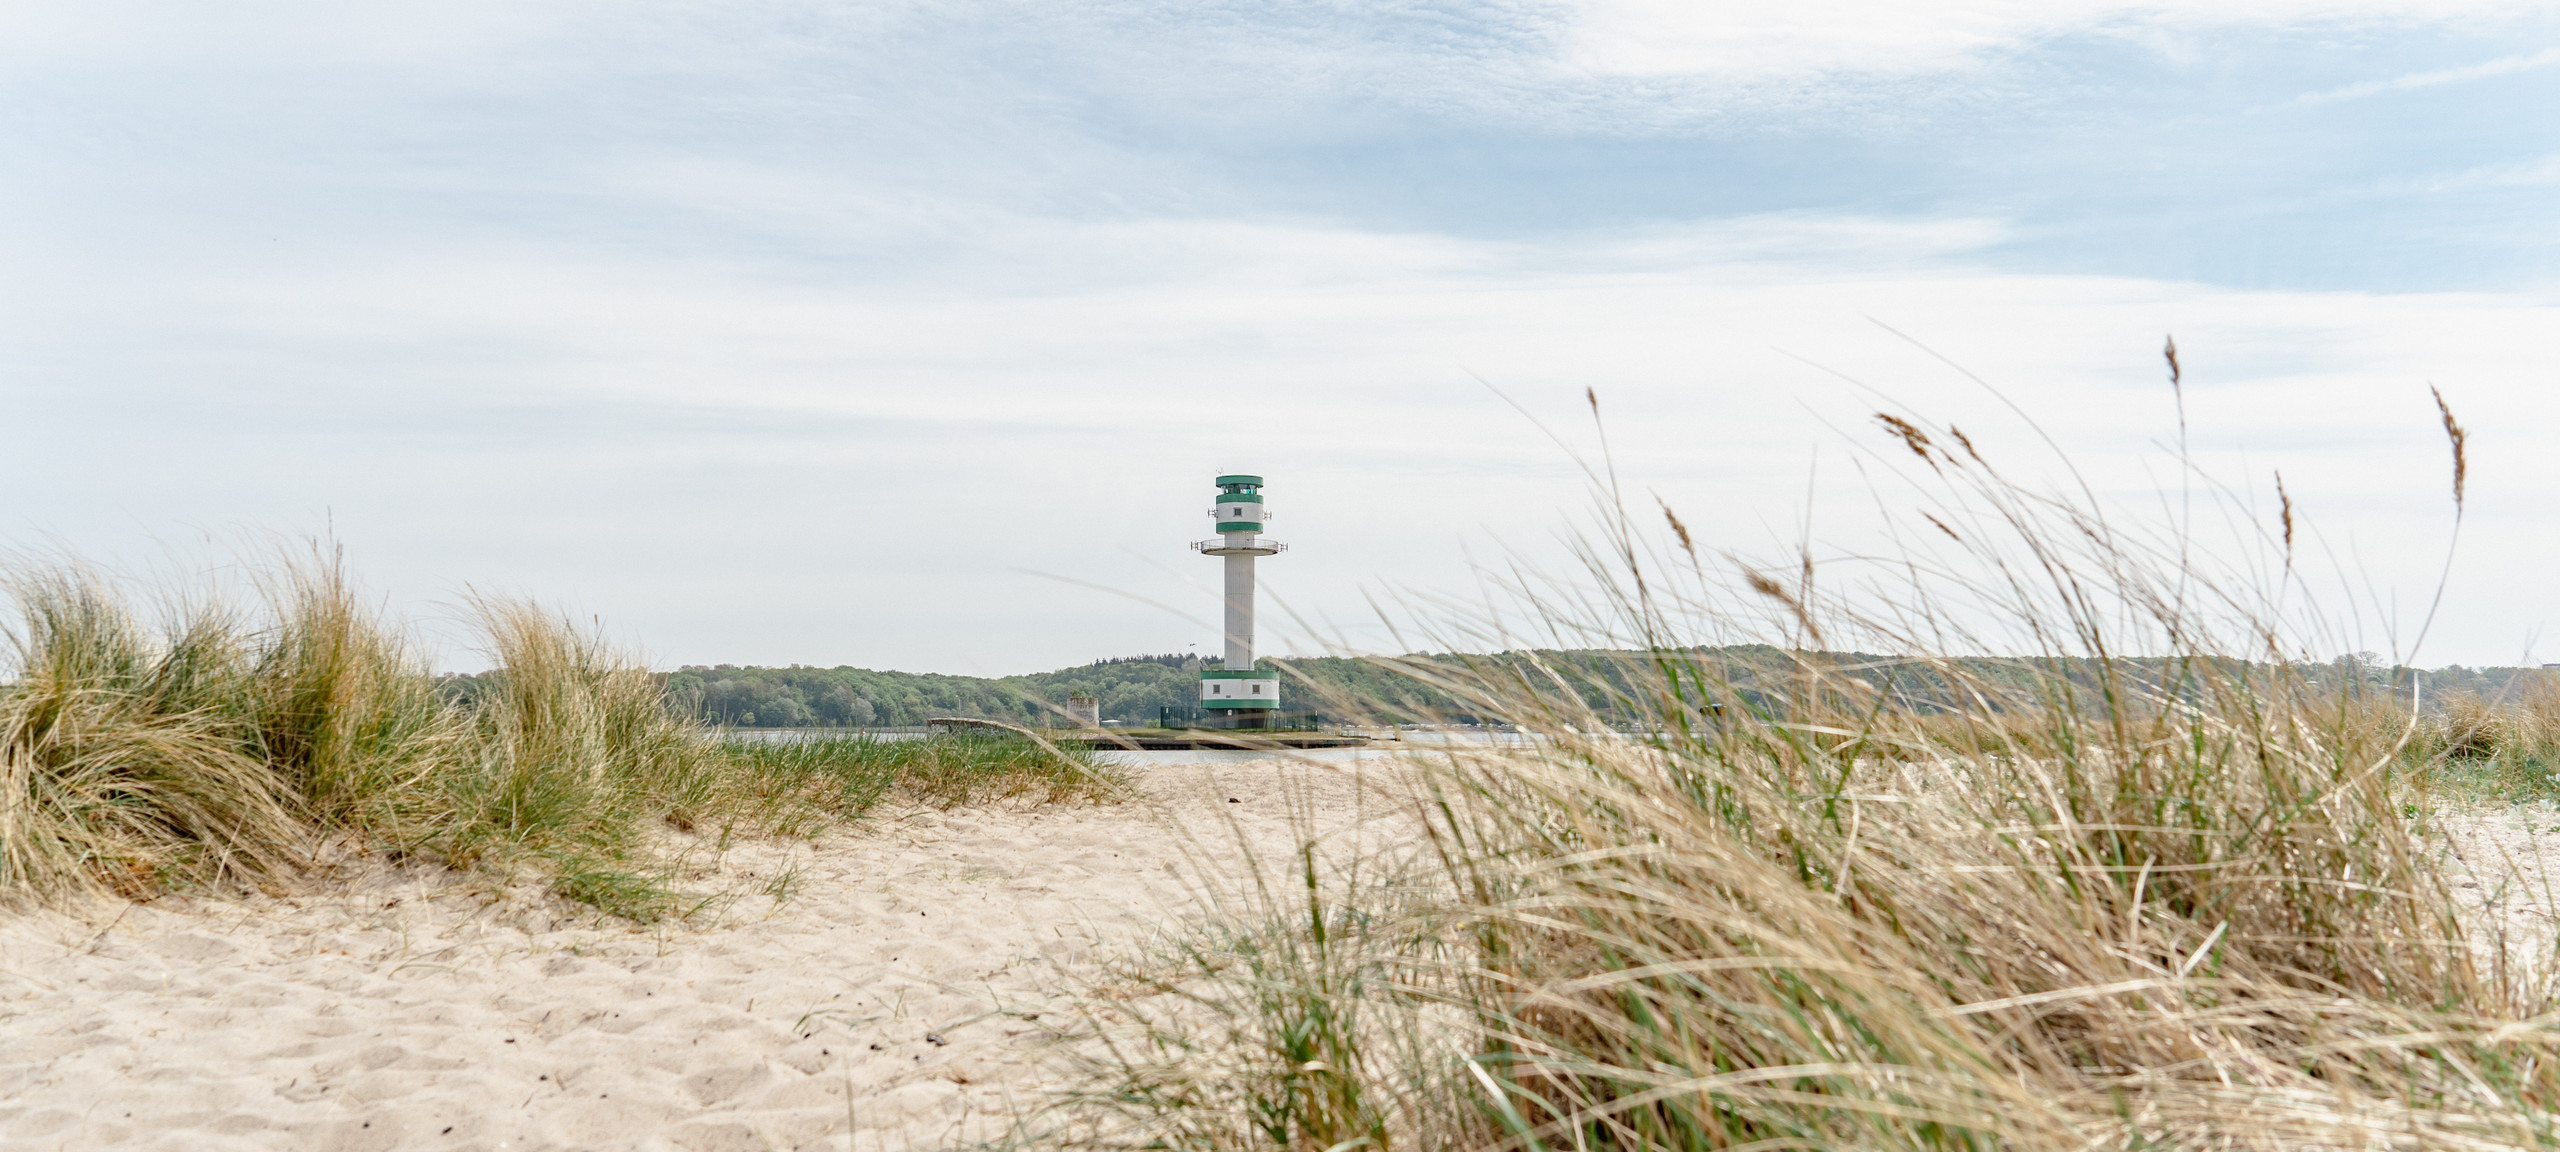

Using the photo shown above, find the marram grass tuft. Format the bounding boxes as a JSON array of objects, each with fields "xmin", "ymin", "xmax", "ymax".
[
  {"xmin": 0, "ymin": 552, "xmax": 1118, "ymax": 917},
  {"xmin": 1033, "ymin": 396, "xmax": 2560, "ymax": 1151},
  {"xmin": 0, "ymin": 568, "xmax": 298, "ymax": 901}
]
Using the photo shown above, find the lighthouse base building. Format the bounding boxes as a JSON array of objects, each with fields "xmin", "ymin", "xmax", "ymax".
[{"xmin": 1197, "ymin": 668, "xmax": 1281, "ymax": 726}]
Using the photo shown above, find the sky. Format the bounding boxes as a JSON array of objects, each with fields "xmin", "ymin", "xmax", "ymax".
[{"xmin": 4, "ymin": 1, "xmax": 2558, "ymax": 674}]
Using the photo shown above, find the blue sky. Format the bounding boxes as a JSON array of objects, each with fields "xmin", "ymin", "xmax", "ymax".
[{"xmin": 5, "ymin": 1, "xmax": 2558, "ymax": 672}]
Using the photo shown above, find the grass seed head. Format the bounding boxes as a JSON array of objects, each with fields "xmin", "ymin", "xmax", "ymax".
[{"xmin": 2432, "ymin": 384, "xmax": 2468, "ymax": 507}]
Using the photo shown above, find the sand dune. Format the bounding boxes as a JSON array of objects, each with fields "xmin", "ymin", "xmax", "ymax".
[
  {"xmin": 20, "ymin": 754, "xmax": 2548, "ymax": 1152},
  {"xmin": 0, "ymin": 758, "xmax": 1420, "ymax": 1151}
]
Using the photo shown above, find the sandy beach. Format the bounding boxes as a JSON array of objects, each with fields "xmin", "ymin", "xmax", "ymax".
[
  {"xmin": 0, "ymin": 757, "xmax": 1421, "ymax": 1152},
  {"xmin": 12, "ymin": 753, "xmax": 2559, "ymax": 1152}
]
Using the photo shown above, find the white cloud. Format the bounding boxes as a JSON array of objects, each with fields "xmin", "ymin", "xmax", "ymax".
[
  {"xmin": 14, "ymin": 205, "xmax": 2556, "ymax": 668},
  {"xmin": 2287, "ymin": 41, "xmax": 2560, "ymax": 106},
  {"xmin": 11, "ymin": 0, "xmax": 2547, "ymax": 145},
  {"xmin": 0, "ymin": 1, "xmax": 596, "ymax": 66},
  {"xmin": 6, "ymin": 0, "xmax": 2558, "ymax": 670},
  {"xmin": 1559, "ymin": 0, "xmax": 2553, "ymax": 77}
]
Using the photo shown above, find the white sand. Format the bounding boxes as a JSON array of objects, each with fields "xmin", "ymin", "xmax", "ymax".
[
  {"xmin": 18, "ymin": 757, "xmax": 2550, "ymax": 1152},
  {"xmin": 2438, "ymin": 801, "xmax": 2560, "ymax": 981},
  {"xmin": 0, "ymin": 759, "xmax": 1422, "ymax": 1152}
]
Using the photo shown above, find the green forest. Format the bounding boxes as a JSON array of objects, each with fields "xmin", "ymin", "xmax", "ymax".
[
  {"xmin": 654, "ymin": 653, "xmax": 1470, "ymax": 728},
  {"xmin": 428, "ymin": 651, "xmax": 1494, "ymax": 728},
  {"xmin": 432, "ymin": 649, "xmax": 2558, "ymax": 729}
]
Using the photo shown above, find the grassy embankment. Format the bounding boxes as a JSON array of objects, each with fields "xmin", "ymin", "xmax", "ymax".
[
  {"xmin": 1031, "ymin": 396, "xmax": 2560, "ymax": 1150},
  {"xmin": 0, "ymin": 555, "xmax": 1119, "ymax": 921}
]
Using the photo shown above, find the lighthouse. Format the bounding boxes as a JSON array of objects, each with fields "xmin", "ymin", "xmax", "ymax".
[{"xmin": 1192, "ymin": 474, "xmax": 1285, "ymax": 727}]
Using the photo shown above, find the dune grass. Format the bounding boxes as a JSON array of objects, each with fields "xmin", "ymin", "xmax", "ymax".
[
  {"xmin": 0, "ymin": 567, "xmax": 301, "ymax": 902},
  {"xmin": 0, "ymin": 552, "xmax": 1119, "ymax": 919},
  {"xmin": 1032, "ymin": 399, "xmax": 2560, "ymax": 1149},
  {"xmin": 721, "ymin": 731, "xmax": 1125, "ymax": 826},
  {"xmin": 2416, "ymin": 678, "xmax": 2560, "ymax": 805}
]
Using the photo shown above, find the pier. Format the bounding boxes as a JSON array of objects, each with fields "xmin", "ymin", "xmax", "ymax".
[{"xmin": 924, "ymin": 716, "xmax": 1369, "ymax": 750}]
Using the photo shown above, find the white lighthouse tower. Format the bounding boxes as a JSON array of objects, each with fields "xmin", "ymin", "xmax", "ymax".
[{"xmin": 1192, "ymin": 474, "xmax": 1284, "ymax": 727}]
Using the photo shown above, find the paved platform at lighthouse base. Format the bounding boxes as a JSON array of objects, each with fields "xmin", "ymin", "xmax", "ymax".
[
  {"xmin": 1068, "ymin": 729, "xmax": 1371, "ymax": 750},
  {"xmin": 924, "ymin": 718, "xmax": 1369, "ymax": 750}
]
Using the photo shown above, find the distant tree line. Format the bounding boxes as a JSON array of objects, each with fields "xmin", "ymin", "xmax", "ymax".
[
  {"xmin": 600, "ymin": 653, "xmax": 1482, "ymax": 728},
  {"xmin": 428, "ymin": 649, "xmax": 2558, "ymax": 729}
]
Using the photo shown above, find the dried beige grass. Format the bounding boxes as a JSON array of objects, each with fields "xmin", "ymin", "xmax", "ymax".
[{"xmin": 1032, "ymin": 389, "xmax": 2558, "ymax": 1151}]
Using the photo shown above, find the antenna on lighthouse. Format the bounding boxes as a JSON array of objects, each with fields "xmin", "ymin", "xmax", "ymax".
[{"xmin": 1190, "ymin": 473, "xmax": 1285, "ymax": 729}]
